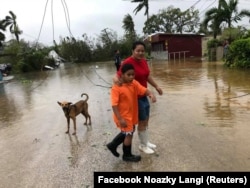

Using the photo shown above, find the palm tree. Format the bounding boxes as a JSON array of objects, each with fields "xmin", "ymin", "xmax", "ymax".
[
  {"xmin": 131, "ymin": 0, "xmax": 149, "ymax": 20},
  {"xmin": 220, "ymin": 0, "xmax": 250, "ymax": 28},
  {"xmin": 202, "ymin": 8, "xmax": 223, "ymax": 39},
  {"xmin": 0, "ymin": 20, "xmax": 6, "ymax": 47},
  {"xmin": 202, "ymin": 0, "xmax": 250, "ymax": 39},
  {"xmin": 122, "ymin": 14, "xmax": 136, "ymax": 41},
  {"xmin": 4, "ymin": 11, "xmax": 22, "ymax": 43},
  {"xmin": 202, "ymin": 0, "xmax": 225, "ymax": 39}
]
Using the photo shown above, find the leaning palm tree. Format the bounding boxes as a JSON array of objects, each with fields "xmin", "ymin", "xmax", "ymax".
[
  {"xmin": 131, "ymin": 0, "xmax": 149, "ymax": 20},
  {"xmin": 4, "ymin": 11, "xmax": 22, "ymax": 43},
  {"xmin": 0, "ymin": 20, "xmax": 6, "ymax": 47},
  {"xmin": 122, "ymin": 14, "xmax": 136, "ymax": 41}
]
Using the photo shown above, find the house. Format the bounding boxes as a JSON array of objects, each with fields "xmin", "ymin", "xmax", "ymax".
[{"xmin": 147, "ymin": 33, "xmax": 204, "ymax": 61}]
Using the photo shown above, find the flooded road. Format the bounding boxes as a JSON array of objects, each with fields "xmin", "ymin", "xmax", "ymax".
[{"xmin": 0, "ymin": 60, "xmax": 250, "ymax": 187}]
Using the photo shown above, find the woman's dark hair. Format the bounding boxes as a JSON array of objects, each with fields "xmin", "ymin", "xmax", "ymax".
[
  {"xmin": 121, "ymin": 63, "xmax": 134, "ymax": 74},
  {"xmin": 132, "ymin": 41, "xmax": 145, "ymax": 50}
]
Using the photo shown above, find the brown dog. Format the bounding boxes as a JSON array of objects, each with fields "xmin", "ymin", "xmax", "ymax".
[{"xmin": 57, "ymin": 93, "xmax": 91, "ymax": 135}]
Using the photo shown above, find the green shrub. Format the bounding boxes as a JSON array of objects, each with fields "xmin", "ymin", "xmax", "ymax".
[{"xmin": 224, "ymin": 38, "xmax": 250, "ymax": 68}]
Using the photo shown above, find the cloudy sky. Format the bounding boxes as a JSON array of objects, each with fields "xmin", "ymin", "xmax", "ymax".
[{"xmin": 1, "ymin": 0, "xmax": 249, "ymax": 45}]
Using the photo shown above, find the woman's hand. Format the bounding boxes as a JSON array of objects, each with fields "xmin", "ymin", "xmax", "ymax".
[
  {"xmin": 113, "ymin": 74, "xmax": 123, "ymax": 86},
  {"xmin": 147, "ymin": 75, "xmax": 163, "ymax": 95},
  {"xmin": 155, "ymin": 86, "xmax": 163, "ymax": 95}
]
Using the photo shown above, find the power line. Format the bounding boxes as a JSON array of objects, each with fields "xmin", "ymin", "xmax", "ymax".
[
  {"xmin": 35, "ymin": 0, "xmax": 74, "ymax": 46},
  {"xmin": 198, "ymin": 0, "xmax": 209, "ymax": 10},
  {"xmin": 189, "ymin": 0, "xmax": 202, "ymax": 9},
  {"xmin": 36, "ymin": 0, "xmax": 49, "ymax": 48},
  {"xmin": 61, "ymin": 0, "xmax": 74, "ymax": 38},
  {"xmin": 81, "ymin": 66, "xmax": 112, "ymax": 89},
  {"xmin": 51, "ymin": 0, "xmax": 55, "ymax": 42},
  {"xmin": 199, "ymin": 0, "xmax": 217, "ymax": 15}
]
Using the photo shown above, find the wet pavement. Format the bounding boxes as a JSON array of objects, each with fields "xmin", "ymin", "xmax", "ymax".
[{"xmin": 0, "ymin": 60, "xmax": 250, "ymax": 187}]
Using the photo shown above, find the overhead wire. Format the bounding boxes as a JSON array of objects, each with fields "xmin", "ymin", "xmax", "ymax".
[
  {"xmin": 36, "ymin": 0, "xmax": 49, "ymax": 48},
  {"xmin": 198, "ymin": 0, "xmax": 209, "ymax": 10},
  {"xmin": 81, "ymin": 66, "xmax": 112, "ymax": 89},
  {"xmin": 61, "ymin": 0, "xmax": 74, "ymax": 38},
  {"xmin": 22, "ymin": 0, "xmax": 80, "ymax": 93},
  {"xmin": 36, "ymin": 0, "xmax": 74, "ymax": 45},
  {"xmin": 188, "ymin": 0, "xmax": 202, "ymax": 9},
  {"xmin": 199, "ymin": 0, "xmax": 217, "ymax": 16},
  {"xmin": 51, "ymin": 0, "xmax": 55, "ymax": 42},
  {"xmin": 93, "ymin": 68, "xmax": 112, "ymax": 86},
  {"xmin": 29, "ymin": 0, "xmax": 54, "ymax": 92}
]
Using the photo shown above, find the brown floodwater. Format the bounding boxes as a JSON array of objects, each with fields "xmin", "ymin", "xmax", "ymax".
[{"xmin": 0, "ymin": 60, "xmax": 250, "ymax": 187}]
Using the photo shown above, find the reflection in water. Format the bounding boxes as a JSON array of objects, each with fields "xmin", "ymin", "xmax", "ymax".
[
  {"xmin": 67, "ymin": 125, "xmax": 93, "ymax": 167},
  {"xmin": 1, "ymin": 60, "xmax": 250, "ymax": 129},
  {"xmin": 204, "ymin": 62, "xmax": 250, "ymax": 126},
  {"xmin": 150, "ymin": 60, "xmax": 250, "ymax": 127},
  {"xmin": 67, "ymin": 134, "xmax": 80, "ymax": 167}
]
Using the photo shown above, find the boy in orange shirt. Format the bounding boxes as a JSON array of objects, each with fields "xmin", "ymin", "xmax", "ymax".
[{"xmin": 107, "ymin": 63, "xmax": 156, "ymax": 162}]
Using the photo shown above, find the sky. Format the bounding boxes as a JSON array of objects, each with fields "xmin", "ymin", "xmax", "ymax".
[{"xmin": 1, "ymin": 0, "xmax": 250, "ymax": 46}]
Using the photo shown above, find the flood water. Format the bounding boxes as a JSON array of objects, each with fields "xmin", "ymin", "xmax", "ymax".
[{"xmin": 0, "ymin": 60, "xmax": 250, "ymax": 187}]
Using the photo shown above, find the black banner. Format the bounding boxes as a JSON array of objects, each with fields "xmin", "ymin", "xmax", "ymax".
[{"xmin": 94, "ymin": 172, "xmax": 249, "ymax": 187}]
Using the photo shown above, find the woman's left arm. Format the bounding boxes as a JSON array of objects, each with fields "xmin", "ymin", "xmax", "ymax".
[{"xmin": 147, "ymin": 75, "xmax": 163, "ymax": 95}]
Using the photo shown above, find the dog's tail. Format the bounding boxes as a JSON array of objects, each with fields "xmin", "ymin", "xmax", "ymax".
[{"xmin": 81, "ymin": 93, "xmax": 89, "ymax": 102}]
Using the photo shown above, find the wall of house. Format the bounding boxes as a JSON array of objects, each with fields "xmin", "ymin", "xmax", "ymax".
[
  {"xmin": 167, "ymin": 36, "xmax": 202, "ymax": 58},
  {"xmin": 216, "ymin": 46, "xmax": 224, "ymax": 61},
  {"xmin": 151, "ymin": 51, "xmax": 168, "ymax": 60},
  {"xmin": 150, "ymin": 34, "xmax": 203, "ymax": 60}
]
